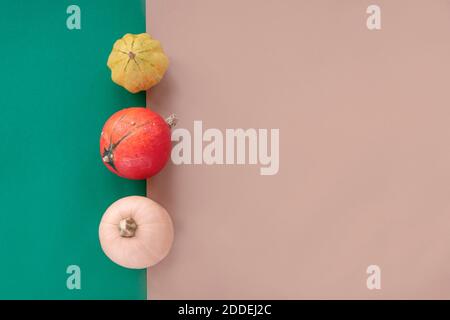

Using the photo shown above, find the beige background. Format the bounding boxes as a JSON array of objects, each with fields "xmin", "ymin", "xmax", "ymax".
[{"xmin": 146, "ymin": 0, "xmax": 450, "ymax": 299}]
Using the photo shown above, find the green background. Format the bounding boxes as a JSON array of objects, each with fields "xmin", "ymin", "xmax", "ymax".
[{"xmin": 0, "ymin": 0, "xmax": 147, "ymax": 299}]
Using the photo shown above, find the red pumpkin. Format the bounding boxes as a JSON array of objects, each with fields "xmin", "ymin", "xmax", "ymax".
[{"xmin": 100, "ymin": 107, "xmax": 171, "ymax": 180}]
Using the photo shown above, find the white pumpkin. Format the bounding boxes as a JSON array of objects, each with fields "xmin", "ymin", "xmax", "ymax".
[{"xmin": 99, "ymin": 196, "xmax": 174, "ymax": 269}]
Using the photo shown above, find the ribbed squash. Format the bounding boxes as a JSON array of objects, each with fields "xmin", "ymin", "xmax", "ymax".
[{"xmin": 107, "ymin": 33, "xmax": 169, "ymax": 93}]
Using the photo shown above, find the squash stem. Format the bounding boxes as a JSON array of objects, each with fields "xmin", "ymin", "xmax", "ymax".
[
  {"xmin": 166, "ymin": 114, "xmax": 178, "ymax": 129},
  {"xmin": 119, "ymin": 217, "xmax": 138, "ymax": 238}
]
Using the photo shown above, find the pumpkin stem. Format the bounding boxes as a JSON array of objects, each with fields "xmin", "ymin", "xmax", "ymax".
[
  {"xmin": 166, "ymin": 114, "xmax": 178, "ymax": 129},
  {"xmin": 128, "ymin": 51, "xmax": 136, "ymax": 59},
  {"xmin": 119, "ymin": 217, "xmax": 138, "ymax": 238}
]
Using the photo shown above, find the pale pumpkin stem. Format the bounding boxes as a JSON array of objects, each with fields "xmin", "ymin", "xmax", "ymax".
[
  {"xmin": 166, "ymin": 114, "xmax": 178, "ymax": 129},
  {"xmin": 119, "ymin": 217, "xmax": 138, "ymax": 238}
]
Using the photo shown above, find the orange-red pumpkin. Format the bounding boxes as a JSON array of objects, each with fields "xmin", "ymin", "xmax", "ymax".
[{"xmin": 100, "ymin": 107, "xmax": 171, "ymax": 180}]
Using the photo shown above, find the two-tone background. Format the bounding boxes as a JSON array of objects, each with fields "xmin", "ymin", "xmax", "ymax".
[{"xmin": 1, "ymin": 0, "xmax": 450, "ymax": 299}]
